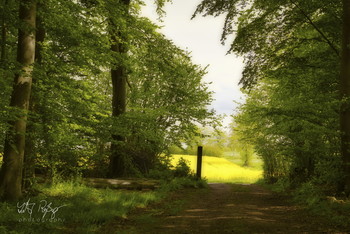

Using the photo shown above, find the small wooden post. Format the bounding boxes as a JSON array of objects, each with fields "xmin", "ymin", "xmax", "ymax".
[{"xmin": 196, "ymin": 146, "xmax": 203, "ymax": 179}]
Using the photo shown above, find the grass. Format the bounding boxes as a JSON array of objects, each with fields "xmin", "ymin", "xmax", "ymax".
[
  {"xmin": 171, "ymin": 154, "xmax": 263, "ymax": 184},
  {"xmin": 0, "ymin": 182, "xmax": 157, "ymax": 233},
  {"xmin": 0, "ymin": 153, "xmax": 262, "ymax": 233},
  {"xmin": 0, "ymin": 177, "xmax": 205, "ymax": 234}
]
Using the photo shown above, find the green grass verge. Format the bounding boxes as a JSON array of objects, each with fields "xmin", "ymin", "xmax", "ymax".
[
  {"xmin": 171, "ymin": 154, "xmax": 263, "ymax": 184},
  {"xmin": 260, "ymin": 180, "xmax": 350, "ymax": 230},
  {"xmin": 291, "ymin": 183, "xmax": 350, "ymax": 229},
  {"xmin": 0, "ymin": 177, "xmax": 205, "ymax": 234}
]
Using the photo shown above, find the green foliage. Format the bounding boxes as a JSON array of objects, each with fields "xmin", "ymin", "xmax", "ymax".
[
  {"xmin": 0, "ymin": 177, "xmax": 207, "ymax": 233},
  {"xmin": 169, "ymin": 127, "xmax": 228, "ymax": 157},
  {"xmin": 293, "ymin": 182, "xmax": 324, "ymax": 207},
  {"xmin": 195, "ymin": 0, "xmax": 341, "ymax": 88},
  {"xmin": 185, "ymin": 144, "xmax": 224, "ymax": 157},
  {"xmin": 148, "ymin": 154, "xmax": 175, "ymax": 180},
  {"xmin": 229, "ymin": 120, "xmax": 255, "ymax": 167},
  {"xmin": 0, "ymin": 0, "xmax": 217, "ymax": 183},
  {"xmin": 148, "ymin": 155, "xmax": 195, "ymax": 180},
  {"xmin": 41, "ymin": 182, "xmax": 157, "ymax": 226},
  {"xmin": 291, "ymin": 182, "xmax": 350, "ymax": 229},
  {"xmin": 196, "ymin": 0, "xmax": 344, "ymax": 193},
  {"xmin": 173, "ymin": 157, "xmax": 193, "ymax": 178},
  {"xmin": 127, "ymin": 25, "xmax": 217, "ymax": 157},
  {"xmin": 168, "ymin": 145, "xmax": 186, "ymax": 155},
  {"xmin": 159, "ymin": 177, "xmax": 208, "ymax": 192}
]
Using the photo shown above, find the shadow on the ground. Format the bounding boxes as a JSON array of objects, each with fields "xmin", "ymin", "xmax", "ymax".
[{"xmin": 100, "ymin": 183, "xmax": 348, "ymax": 234}]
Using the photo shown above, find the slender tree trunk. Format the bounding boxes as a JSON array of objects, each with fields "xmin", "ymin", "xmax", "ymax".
[
  {"xmin": 23, "ymin": 4, "xmax": 45, "ymax": 190},
  {"xmin": 0, "ymin": 0, "xmax": 36, "ymax": 200},
  {"xmin": 0, "ymin": 19, "xmax": 5, "ymax": 62},
  {"xmin": 340, "ymin": 0, "xmax": 350, "ymax": 194},
  {"xmin": 1, "ymin": 0, "xmax": 8, "ymax": 63},
  {"xmin": 108, "ymin": 0, "xmax": 130, "ymax": 178}
]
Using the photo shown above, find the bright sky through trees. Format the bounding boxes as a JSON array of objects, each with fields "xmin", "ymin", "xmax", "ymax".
[{"xmin": 141, "ymin": 0, "xmax": 245, "ymax": 127}]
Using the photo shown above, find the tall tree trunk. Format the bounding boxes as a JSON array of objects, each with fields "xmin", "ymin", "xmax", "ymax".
[
  {"xmin": 340, "ymin": 0, "xmax": 350, "ymax": 194},
  {"xmin": 0, "ymin": 0, "xmax": 36, "ymax": 200},
  {"xmin": 108, "ymin": 0, "xmax": 130, "ymax": 178},
  {"xmin": 22, "ymin": 3, "xmax": 45, "ymax": 190},
  {"xmin": 1, "ymin": 0, "xmax": 8, "ymax": 63}
]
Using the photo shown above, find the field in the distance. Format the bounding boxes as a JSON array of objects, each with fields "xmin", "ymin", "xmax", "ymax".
[{"xmin": 171, "ymin": 154, "xmax": 263, "ymax": 184}]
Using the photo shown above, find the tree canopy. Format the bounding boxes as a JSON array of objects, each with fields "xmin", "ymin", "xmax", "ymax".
[
  {"xmin": 195, "ymin": 0, "xmax": 349, "ymax": 194},
  {"xmin": 0, "ymin": 0, "xmax": 216, "ymax": 200}
]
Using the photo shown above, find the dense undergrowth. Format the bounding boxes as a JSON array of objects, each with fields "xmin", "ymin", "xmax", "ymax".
[{"xmin": 293, "ymin": 183, "xmax": 350, "ymax": 230}]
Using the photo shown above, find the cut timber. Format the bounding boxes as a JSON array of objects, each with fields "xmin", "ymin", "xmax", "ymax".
[{"xmin": 83, "ymin": 178, "xmax": 160, "ymax": 190}]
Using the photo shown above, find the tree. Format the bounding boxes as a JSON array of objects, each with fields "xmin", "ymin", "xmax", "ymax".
[
  {"xmin": 106, "ymin": 0, "xmax": 213, "ymax": 177},
  {"xmin": 108, "ymin": 0, "xmax": 131, "ymax": 178},
  {"xmin": 0, "ymin": 0, "xmax": 37, "ymax": 200},
  {"xmin": 22, "ymin": 1, "xmax": 46, "ymax": 190},
  {"xmin": 340, "ymin": 0, "xmax": 350, "ymax": 193},
  {"xmin": 194, "ymin": 0, "xmax": 345, "ymax": 190},
  {"xmin": 109, "ymin": 17, "xmax": 217, "ymax": 174},
  {"xmin": 1, "ymin": 0, "xmax": 8, "ymax": 63},
  {"xmin": 0, "ymin": 0, "xmax": 216, "ymax": 187},
  {"xmin": 229, "ymin": 120, "xmax": 254, "ymax": 167}
]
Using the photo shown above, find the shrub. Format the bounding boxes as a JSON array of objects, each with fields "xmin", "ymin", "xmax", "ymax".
[
  {"xmin": 293, "ymin": 182, "xmax": 323, "ymax": 207},
  {"xmin": 174, "ymin": 157, "xmax": 193, "ymax": 177},
  {"xmin": 148, "ymin": 154, "xmax": 174, "ymax": 179},
  {"xmin": 148, "ymin": 156, "xmax": 194, "ymax": 179}
]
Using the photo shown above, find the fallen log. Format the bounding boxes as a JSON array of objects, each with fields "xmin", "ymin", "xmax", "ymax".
[{"xmin": 83, "ymin": 178, "xmax": 160, "ymax": 190}]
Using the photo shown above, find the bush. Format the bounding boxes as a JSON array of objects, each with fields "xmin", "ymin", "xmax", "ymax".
[
  {"xmin": 174, "ymin": 157, "xmax": 193, "ymax": 177},
  {"xmin": 290, "ymin": 182, "xmax": 350, "ymax": 229},
  {"xmin": 293, "ymin": 182, "xmax": 323, "ymax": 207},
  {"xmin": 148, "ymin": 156, "xmax": 194, "ymax": 179},
  {"xmin": 159, "ymin": 177, "xmax": 208, "ymax": 192},
  {"xmin": 148, "ymin": 155, "xmax": 174, "ymax": 180}
]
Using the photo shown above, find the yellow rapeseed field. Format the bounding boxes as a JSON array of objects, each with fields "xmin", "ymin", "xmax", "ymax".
[{"xmin": 171, "ymin": 154, "xmax": 263, "ymax": 184}]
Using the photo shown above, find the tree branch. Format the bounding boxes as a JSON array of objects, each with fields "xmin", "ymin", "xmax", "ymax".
[{"xmin": 289, "ymin": 0, "xmax": 340, "ymax": 58}]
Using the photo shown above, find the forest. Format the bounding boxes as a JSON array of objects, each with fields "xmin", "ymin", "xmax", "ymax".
[
  {"xmin": 201, "ymin": 0, "xmax": 350, "ymax": 194},
  {"xmin": 1, "ymin": 0, "xmax": 350, "ymax": 233},
  {"xmin": 0, "ymin": 0, "xmax": 218, "ymax": 200}
]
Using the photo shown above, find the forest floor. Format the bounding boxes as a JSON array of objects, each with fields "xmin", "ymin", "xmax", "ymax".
[{"xmin": 99, "ymin": 183, "xmax": 349, "ymax": 234}]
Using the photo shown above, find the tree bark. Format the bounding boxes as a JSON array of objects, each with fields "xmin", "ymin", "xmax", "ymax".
[
  {"xmin": 23, "ymin": 3, "xmax": 45, "ymax": 190},
  {"xmin": 0, "ymin": 0, "xmax": 8, "ymax": 63},
  {"xmin": 0, "ymin": 0, "xmax": 36, "ymax": 200},
  {"xmin": 340, "ymin": 0, "xmax": 350, "ymax": 194},
  {"xmin": 108, "ymin": 0, "xmax": 130, "ymax": 178}
]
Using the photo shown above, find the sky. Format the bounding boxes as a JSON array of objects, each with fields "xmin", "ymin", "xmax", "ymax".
[{"xmin": 141, "ymin": 0, "xmax": 245, "ymax": 128}]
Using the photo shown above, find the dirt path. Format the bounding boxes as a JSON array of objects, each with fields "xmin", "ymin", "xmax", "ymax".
[{"xmin": 101, "ymin": 183, "xmax": 348, "ymax": 233}]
